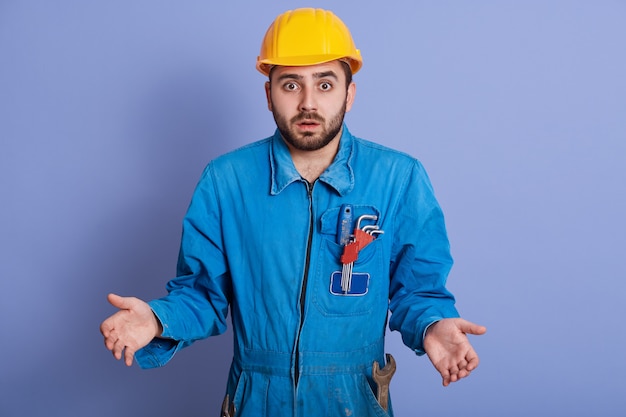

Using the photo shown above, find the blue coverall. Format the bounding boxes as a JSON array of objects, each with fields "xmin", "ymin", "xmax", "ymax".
[{"xmin": 135, "ymin": 125, "xmax": 460, "ymax": 416}]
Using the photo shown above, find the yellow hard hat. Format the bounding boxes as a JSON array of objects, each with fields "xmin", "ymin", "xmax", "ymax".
[{"xmin": 256, "ymin": 8, "xmax": 362, "ymax": 76}]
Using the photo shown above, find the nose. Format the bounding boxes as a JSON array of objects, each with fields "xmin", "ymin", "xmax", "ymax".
[{"xmin": 299, "ymin": 86, "xmax": 317, "ymax": 112}]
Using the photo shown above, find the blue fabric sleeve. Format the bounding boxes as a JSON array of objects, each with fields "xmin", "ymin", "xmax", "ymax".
[
  {"xmin": 388, "ymin": 160, "xmax": 459, "ymax": 355},
  {"xmin": 135, "ymin": 164, "xmax": 231, "ymax": 368}
]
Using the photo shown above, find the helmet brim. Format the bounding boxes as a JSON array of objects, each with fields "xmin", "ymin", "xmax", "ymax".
[{"xmin": 256, "ymin": 54, "xmax": 362, "ymax": 77}]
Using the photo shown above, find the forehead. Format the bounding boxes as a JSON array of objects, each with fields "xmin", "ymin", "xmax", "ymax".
[{"xmin": 270, "ymin": 61, "xmax": 346, "ymax": 82}]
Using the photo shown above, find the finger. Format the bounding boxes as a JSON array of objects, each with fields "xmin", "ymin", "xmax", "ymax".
[
  {"xmin": 104, "ymin": 332, "xmax": 117, "ymax": 351},
  {"xmin": 100, "ymin": 312, "xmax": 119, "ymax": 334},
  {"xmin": 124, "ymin": 346, "xmax": 136, "ymax": 367},
  {"xmin": 458, "ymin": 368, "xmax": 471, "ymax": 379},
  {"xmin": 101, "ymin": 321, "xmax": 116, "ymax": 348},
  {"xmin": 439, "ymin": 366, "xmax": 451, "ymax": 387},
  {"xmin": 100, "ymin": 323, "xmax": 111, "ymax": 339},
  {"xmin": 112, "ymin": 338, "xmax": 126, "ymax": 361},
  {"xmin": 100, "ymin": 319, "xmax": 109, "ymax": 334},
  {"xmin": 458, "ymin": 360, "xmax": 471, "ymax": 379},
  {"xmin": 449, "ymin": 363, "xmax": 460, "ymax": 376},
  {"xmin": 466, "ymin": 350, "xmax": 480, "ymax": 372},
  {"xmin": 458, "ymin": 319, "xmax": 487, "ymax": 335},
  {"xmin": 448, "ymin": 362, "xmax": 460, "ymax": 384},
  {"xmin": 107, "ymin": 293, "xmax": 135, "ymax": 310}
]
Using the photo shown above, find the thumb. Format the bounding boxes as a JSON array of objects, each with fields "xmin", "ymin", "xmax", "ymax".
[
  {"xmin": 107, "ymin": 293, "xmax": 136, "ymax": 310},
  {"xmin": 458, "ymin": 319, "xmax": 487, "ymax": 336}
]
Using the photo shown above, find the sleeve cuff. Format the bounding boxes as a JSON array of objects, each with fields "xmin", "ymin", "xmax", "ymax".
[
  {"xmin": 135, "ymin": 338, "xmax": 184, "ymax": 369},
  {"xmin": 133, "ymin": 300, "xmax": 185, "ymax": 369}
]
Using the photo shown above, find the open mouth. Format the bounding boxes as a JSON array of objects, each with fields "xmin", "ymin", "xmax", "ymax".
[{"xmin": 297, "ymin": 120, "xmax": 320, "ymax": 130}]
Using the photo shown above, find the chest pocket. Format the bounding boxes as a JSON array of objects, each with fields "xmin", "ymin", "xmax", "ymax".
[{"xmin": 311, "ymin": 205, "xmax": 388, "ymax": 317}]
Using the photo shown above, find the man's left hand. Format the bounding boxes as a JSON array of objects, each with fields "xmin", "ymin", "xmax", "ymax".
[{"xmin": 423, "ymin": 318, "xmax": 487, "ymax": 386}]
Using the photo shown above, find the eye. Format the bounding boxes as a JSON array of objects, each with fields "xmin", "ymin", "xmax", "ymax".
[
  {"xmin": 283, "ymin": 82, "xmax": 299, "ymax": 92},
  {"xmin": 319, "ymin": 82, "xmax": 333, "ymax": 91}
]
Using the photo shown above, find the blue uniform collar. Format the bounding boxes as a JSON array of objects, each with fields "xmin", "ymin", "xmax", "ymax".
[{"xmin": 270, "ymin": 124, "xmax": 355, "ymax": 196}]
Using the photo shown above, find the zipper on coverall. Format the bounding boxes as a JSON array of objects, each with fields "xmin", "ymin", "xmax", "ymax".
[{"xmin": 294, "ymin": 179, "xmax": 316, "ymax": 389}]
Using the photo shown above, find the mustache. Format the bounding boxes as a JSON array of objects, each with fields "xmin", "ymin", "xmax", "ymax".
[{"xmin": 291, "ymin": 112, "xmax": 325, "ymax": 124}]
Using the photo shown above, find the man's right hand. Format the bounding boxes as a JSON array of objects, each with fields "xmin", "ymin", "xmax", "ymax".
[{"xmin": 100, "ymin": 293, "xmax": 162, "ymax": 367}]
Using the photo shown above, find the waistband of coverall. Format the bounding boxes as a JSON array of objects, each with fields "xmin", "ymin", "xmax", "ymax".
[{"xmin": 235, "ymin": 337, "xmax": 385, "ymax": 376}]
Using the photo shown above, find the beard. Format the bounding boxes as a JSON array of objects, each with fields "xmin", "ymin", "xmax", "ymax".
[{"xmin": 271, "ymin": 99, "xmax": 347, "ymax": 152}]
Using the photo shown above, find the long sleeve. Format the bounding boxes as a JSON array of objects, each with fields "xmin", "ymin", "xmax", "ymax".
[
  {"xmin": 388, "ymin": 160, "xmax": 459, "ymax": 355},
  {"xmin": 135, "ymin": 163, "xmax": 231, "ymax": 369}
]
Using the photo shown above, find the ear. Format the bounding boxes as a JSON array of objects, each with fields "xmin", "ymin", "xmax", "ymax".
[
  {"xmin": 345, "ymin": 82, "xmax": 356, "ymax": 112},
  {"xmin": 265, "ymin": 81, "xmax": 272, "ymax": 111}
]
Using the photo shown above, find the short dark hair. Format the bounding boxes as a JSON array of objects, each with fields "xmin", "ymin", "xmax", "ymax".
[{"xmin": 339, "ymin": 60, "xmax": 353, "ymax": 87}]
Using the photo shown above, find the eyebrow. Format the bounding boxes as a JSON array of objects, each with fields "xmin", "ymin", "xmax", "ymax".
[{"xmin": 276, "ymin": 70, "xmax": 339, "ymax": 82}]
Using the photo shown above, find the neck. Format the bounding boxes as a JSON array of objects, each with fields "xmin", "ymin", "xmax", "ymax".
[{"xmin": 287, "ymin": 130, "xmax": 342, "ymax": 183}]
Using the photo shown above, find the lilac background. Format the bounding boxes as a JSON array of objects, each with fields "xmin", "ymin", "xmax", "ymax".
[{"xmin": 1, "ymin": 1, "xmax": 625, "ymax": 416}]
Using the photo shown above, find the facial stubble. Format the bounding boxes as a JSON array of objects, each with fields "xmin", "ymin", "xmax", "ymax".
[{"xmin": 271, "ymin": 97, "xmax": 347, "ymax": 152}]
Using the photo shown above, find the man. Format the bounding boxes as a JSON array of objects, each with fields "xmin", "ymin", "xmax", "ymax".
[{"xmin": 100, "ymin": 8, "xmax": 486, "ymax": 416}]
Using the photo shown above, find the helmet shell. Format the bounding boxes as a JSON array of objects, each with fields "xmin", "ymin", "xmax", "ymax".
[{"xmin": 257, "ymin": 8, "xmax": 362, "ymax": 76}]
